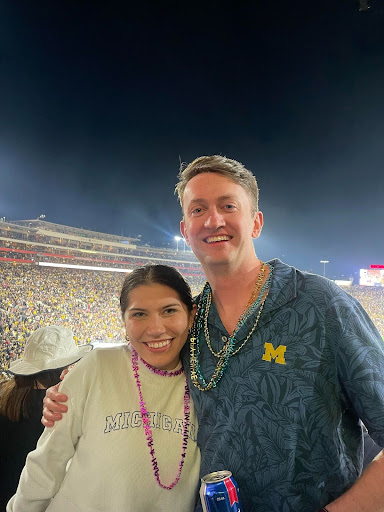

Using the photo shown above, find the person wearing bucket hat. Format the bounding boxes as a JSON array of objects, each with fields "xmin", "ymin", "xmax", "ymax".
[
  {"xmin": 8, "ymin": 326, "xmax": 92, "ymax": 376},
  {"xmin": 0, "ymin": 326, "xmax": 92, "ymax": 509}
]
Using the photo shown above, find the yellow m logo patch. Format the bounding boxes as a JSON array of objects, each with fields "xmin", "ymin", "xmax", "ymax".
[{"xmin": 262, "ymin": 342, "xmax": 287, "ymax": 365}]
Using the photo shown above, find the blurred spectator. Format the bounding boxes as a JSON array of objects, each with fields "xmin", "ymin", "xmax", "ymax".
[{"xmin": 0, "ymin": 326, "xmax": 92, "ymax": 509}]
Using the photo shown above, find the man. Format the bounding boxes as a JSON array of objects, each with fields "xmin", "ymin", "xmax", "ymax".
[{"xmin": 44, "ymin": 155, "xmax": 384, "ymax": 511}]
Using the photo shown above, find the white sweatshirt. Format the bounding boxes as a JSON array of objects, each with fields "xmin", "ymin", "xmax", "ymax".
[{"xmin": 7, "ymin": 345, "xmax": 201, "ymax": 512}]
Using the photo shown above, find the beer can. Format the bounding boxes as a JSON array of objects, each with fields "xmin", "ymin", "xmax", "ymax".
[{"xmin": 200, "ymin": 470, "xmax": 243, "ymax": 511}]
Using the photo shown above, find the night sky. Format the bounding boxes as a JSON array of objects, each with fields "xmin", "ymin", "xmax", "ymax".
[{"xmin": 1, "ymin": 0, "xmax": 383, "ymax": 280}]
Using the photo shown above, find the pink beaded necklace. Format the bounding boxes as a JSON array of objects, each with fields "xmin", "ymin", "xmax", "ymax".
[
  {"xmin": 131, "ymin": 348, "xmax": 190, "ymax": 490},
  {"xmin": 139, "ymin": 355, "xmax": 184, "ymax": 377}
]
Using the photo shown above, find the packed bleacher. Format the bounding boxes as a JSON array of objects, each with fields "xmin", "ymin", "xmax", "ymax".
[
  {"xmin": 1, "ymin": 219, "xmax": 383, "ymax": 373},
  {"xmin": 0, "ymin": 219, "xmax": 202, "ymax": 268},
  {"xmin": 0, "ymin": 218, "xmax": 207, "ymax": 372},
  {"xmin": 2, "ymin": 261, "xmax": 384, "ymax": 372},
  {"xmin": 0, "ymin": 262, "xmax": 206, "ymax": 372},
  {"xmin": 345, "ymin": 286, "xmax": 384, "ymax": 340}
]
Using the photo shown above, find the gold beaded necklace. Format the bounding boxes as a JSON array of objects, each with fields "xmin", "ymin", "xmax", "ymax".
[
  {"xmin": 190, "ymin": 263, "xmax": 274, "ymax": 392},
  {"xmin": 204, "ymin": 262, "xmax": 268, "ymax": 358}
]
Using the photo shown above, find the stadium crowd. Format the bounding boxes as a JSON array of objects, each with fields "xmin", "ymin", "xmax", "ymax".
[
  {"xmin": 0, "ymin": 262, "xmax": 206, "ymax": 372},
  {"xmin": 1, "ymin": 262, "xmax": 383, "ymax": 373},
  {"xmin": 346, "ymin": 285, "xmax": 384, "ymax": 339}
]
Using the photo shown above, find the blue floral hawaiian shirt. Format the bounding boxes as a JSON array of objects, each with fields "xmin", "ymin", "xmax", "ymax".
[{"xmin": 182, "ymin": 259, "xmax": 384, "ymax": 512}]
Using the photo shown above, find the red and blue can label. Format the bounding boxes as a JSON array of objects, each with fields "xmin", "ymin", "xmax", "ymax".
[{"xmin": 200, "ymin": 470, "xmax": 243, "ymax": 511}]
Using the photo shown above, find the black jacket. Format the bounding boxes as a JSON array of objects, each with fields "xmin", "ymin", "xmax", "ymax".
[{"xmin": 0, "ymin": 389, "xmax": 46, "ymax": 511}]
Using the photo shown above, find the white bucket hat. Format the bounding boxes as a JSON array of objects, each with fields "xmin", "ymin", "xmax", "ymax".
[{"xmin": 9, "ymin": 326, "xmax": 93, "ymax": 376}]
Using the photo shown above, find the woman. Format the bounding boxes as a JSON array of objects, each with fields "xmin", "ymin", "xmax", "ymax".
[
  {"xmin": 0, "ymin": 326, "xmax": 92, "ymax": 510},
  {"xmin": 7, "ymin": 265, "xmax": 200, "ymax": 512}
]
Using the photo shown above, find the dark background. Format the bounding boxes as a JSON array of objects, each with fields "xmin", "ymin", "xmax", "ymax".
[{"xmin": 1, "ymin": 0, "xmax": 383, "ymax": 279}]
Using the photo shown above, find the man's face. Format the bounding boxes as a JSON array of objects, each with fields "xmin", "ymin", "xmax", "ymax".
[{"xmin": 180, "ymin": 173, "xmax": 263, "ymax": 270}]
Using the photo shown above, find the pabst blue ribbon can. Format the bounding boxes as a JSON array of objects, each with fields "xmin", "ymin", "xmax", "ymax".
[{"xmin": 200, "ymin": 470, "xmax": 243, "ymax": 511}]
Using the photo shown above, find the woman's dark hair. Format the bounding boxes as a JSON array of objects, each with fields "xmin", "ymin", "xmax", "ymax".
[
  {"xmin": 120, "ymin": 264, "xmax": 193, "ymax": 316},
  {"xmin": 0, "ymin": 367, "xmax": 66, "ymax": 422}
]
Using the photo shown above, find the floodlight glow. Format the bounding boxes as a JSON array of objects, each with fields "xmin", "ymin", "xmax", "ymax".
[
  {"xmin": 174, "ymin": 235, "xmax": 182, "ymax": 251},
  {"xmin": 320, "ymin": 260, "xmax": 329, "ymax": 277}
]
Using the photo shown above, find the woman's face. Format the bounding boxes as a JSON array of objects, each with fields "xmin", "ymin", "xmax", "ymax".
[{"xmin": 123, "ymin": 283, "xmax": 195, "ymax": 370}]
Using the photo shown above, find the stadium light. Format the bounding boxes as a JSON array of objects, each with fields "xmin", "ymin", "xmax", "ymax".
[
  {"xmin": 320, "ymin": 260, "xmax": 329, "ymax": 277},
  {"xmin": 39, "ymin": 262, "xmax": 132, "ymax": 273},
  {"xmin": 174, "ymin": 235, "xmax": 182, "ymax": 251}
]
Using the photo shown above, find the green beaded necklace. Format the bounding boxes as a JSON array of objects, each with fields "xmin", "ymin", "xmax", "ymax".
[{"xmin": 190, "ymin": 263, "xmax": 273, "ymax": 392}]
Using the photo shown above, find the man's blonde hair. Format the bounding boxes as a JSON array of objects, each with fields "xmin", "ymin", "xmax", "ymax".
[{"xmin": 175, "ymin": 155, "xmax": 259, "ymax": 214}]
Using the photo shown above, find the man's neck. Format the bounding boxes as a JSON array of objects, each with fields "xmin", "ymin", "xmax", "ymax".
[
  {"xmin": 203, "ymin": 257, "xmax": 263, "ymax": 295},
  {"xmin": 201, "ymin": 257, "xmax": 265, "ymax": 334}
]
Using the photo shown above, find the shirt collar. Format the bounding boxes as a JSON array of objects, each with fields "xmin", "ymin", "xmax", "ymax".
[{"xmin": 194, "ymin": 258, "xmax": 298, "ymax": 333}]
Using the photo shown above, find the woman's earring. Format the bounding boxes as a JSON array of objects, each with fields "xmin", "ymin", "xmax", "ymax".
[{"xmin": 125, "ymin": 334, "xmax": 130, "ymax": 343}]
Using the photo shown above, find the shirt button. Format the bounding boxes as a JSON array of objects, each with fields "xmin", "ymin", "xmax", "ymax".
[{"xmin": 222, "ymin": 336, "xmax": 227, "ymax": 342}]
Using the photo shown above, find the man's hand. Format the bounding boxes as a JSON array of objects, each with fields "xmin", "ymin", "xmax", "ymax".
[{"xmin": 41, "ymin": 380, "xmax": 70, "ymax": 427}]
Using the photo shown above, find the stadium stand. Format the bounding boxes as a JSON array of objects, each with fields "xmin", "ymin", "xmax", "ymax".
[
  {"xmin": 343, "ymin": 286, "xmax": 384, "ymax": 341},
  {"xmin": 0, "ymin": 219, "xmax": 205, "ymax": 372},
  {"xmin": 1, "ymin": 219, "xmax": 383, "ymax": 372}
]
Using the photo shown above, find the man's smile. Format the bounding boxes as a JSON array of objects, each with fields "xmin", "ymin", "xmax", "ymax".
[{"xmin": 204, "ymin": 235, "xmax": 232, "ymax": 243}]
